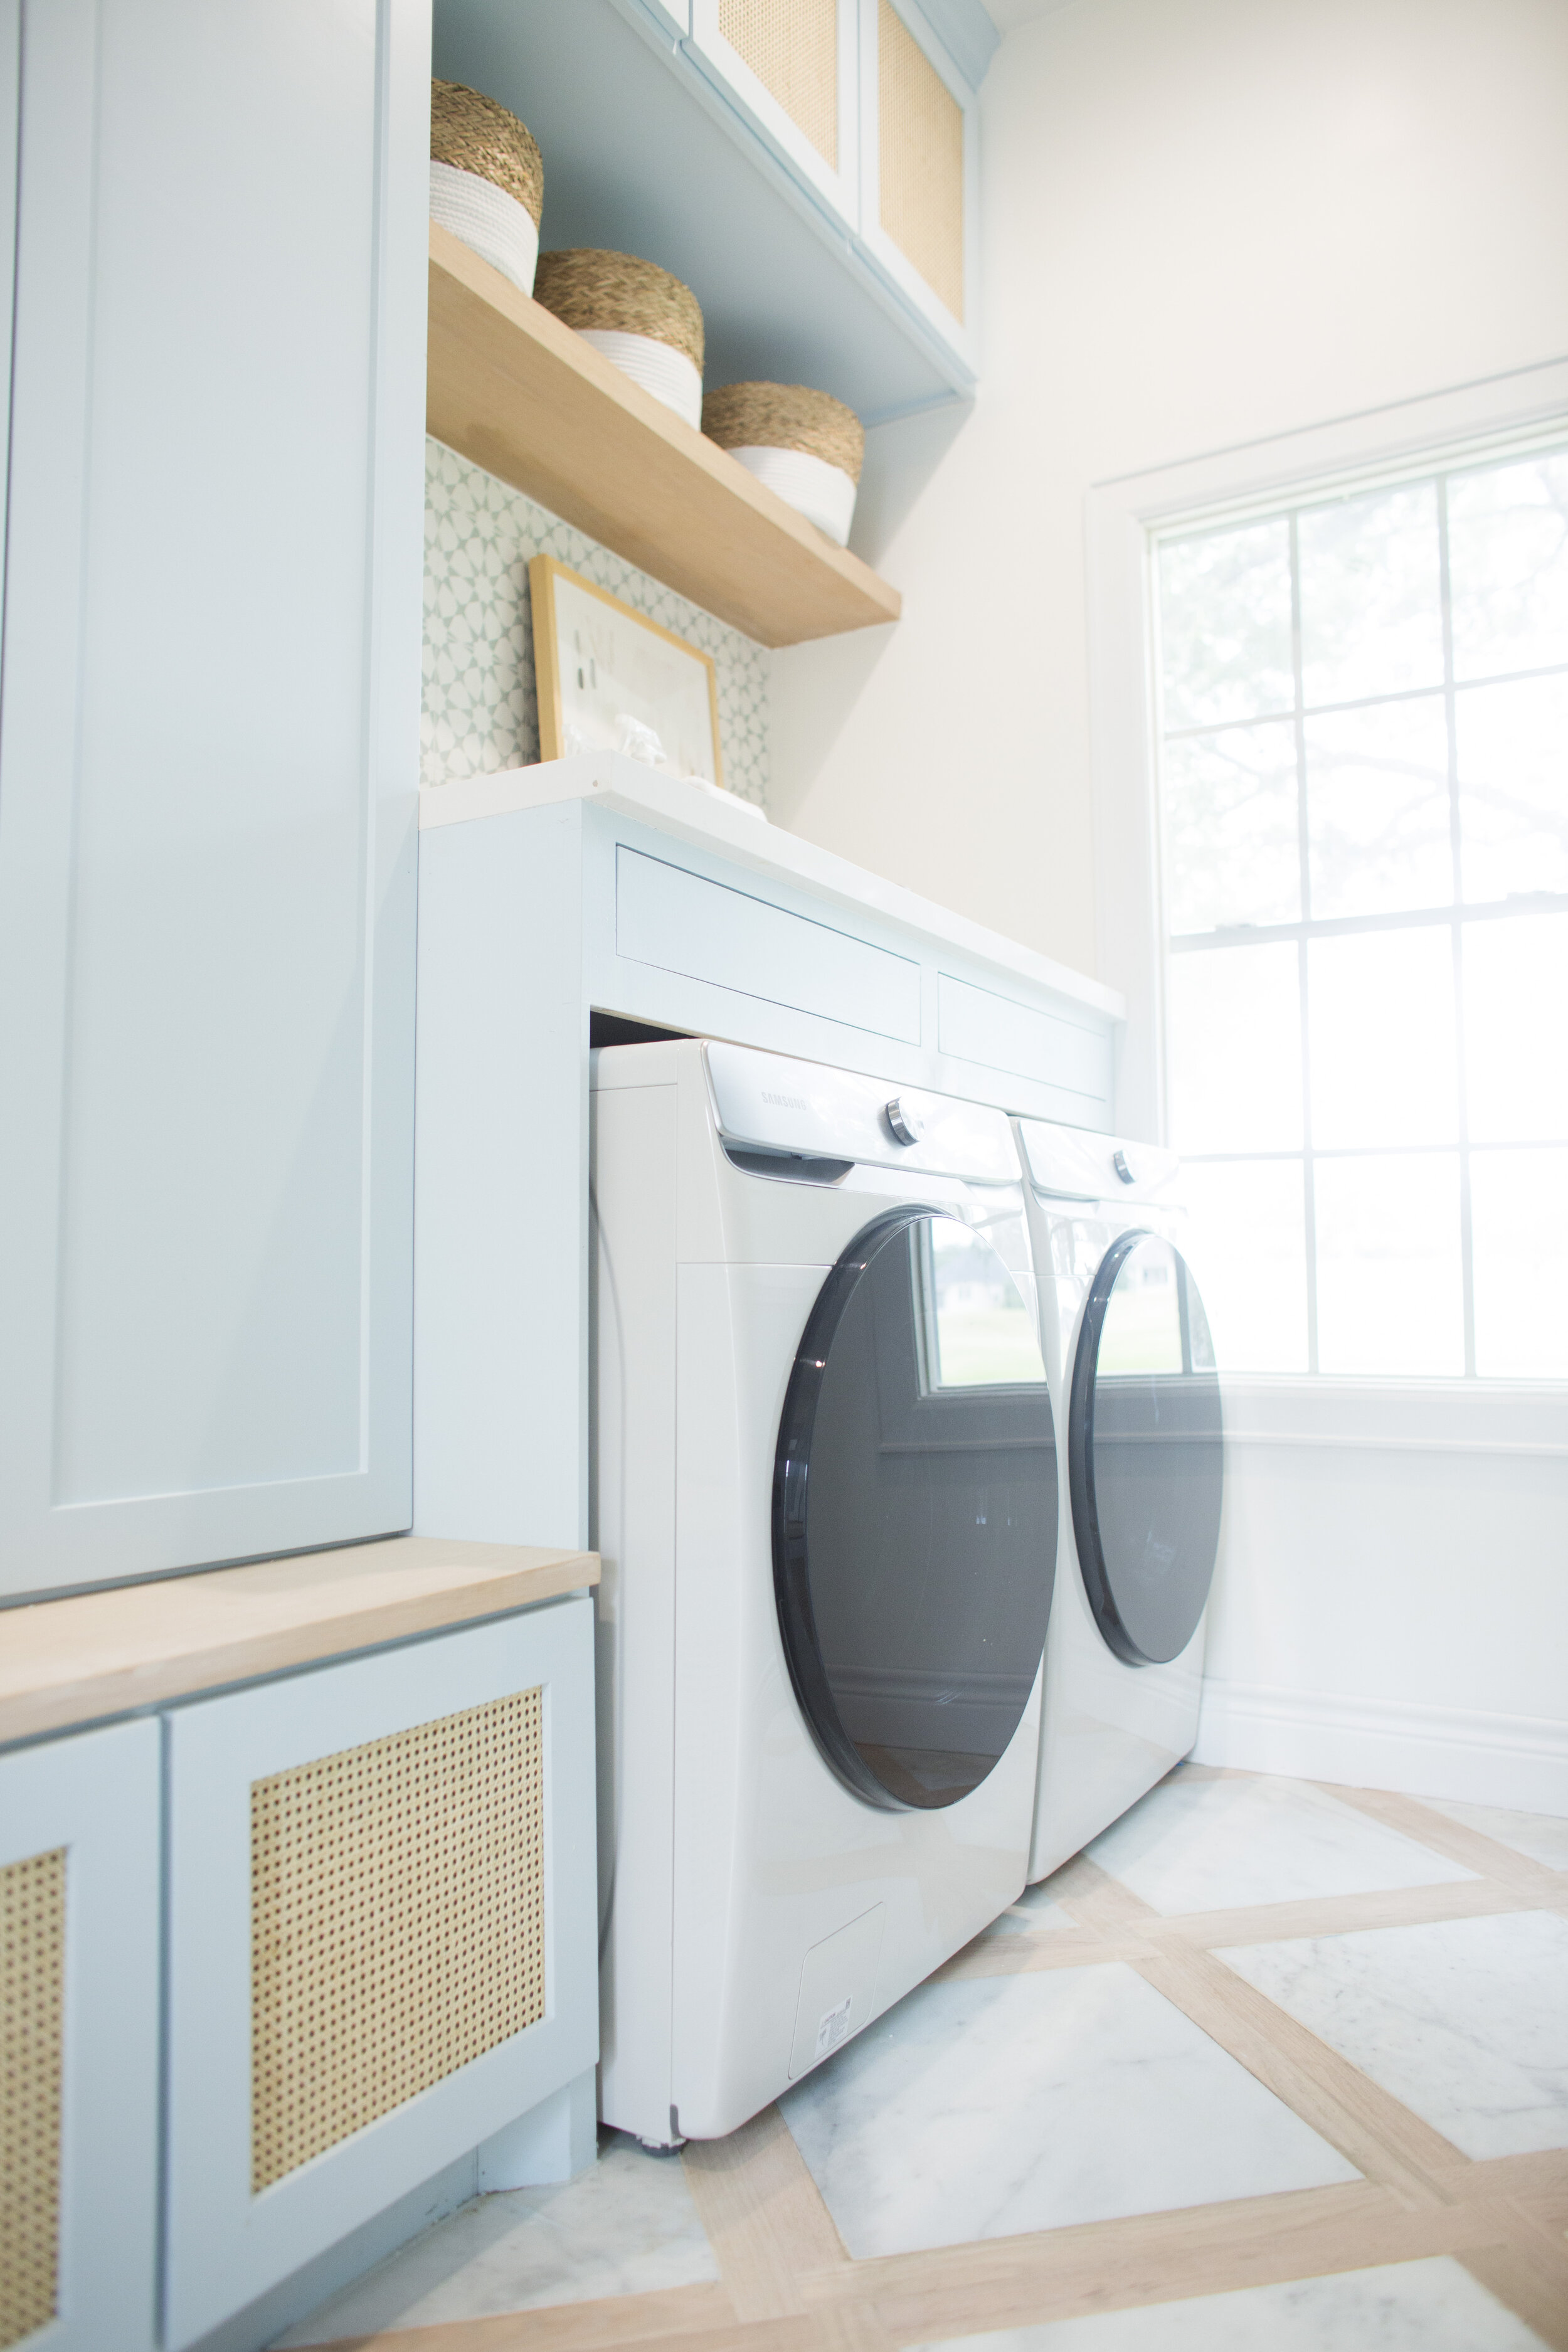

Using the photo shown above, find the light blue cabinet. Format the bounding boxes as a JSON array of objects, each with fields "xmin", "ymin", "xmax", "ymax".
[
  {"xmin": 0, "ymin": 1720, "xmax": 161, "ymax": 2352},
  {"xmin": 163, "ymin": 1602, "xmax": 598, "ymax": 2350},
  {"xmin": 0, "ymin": 0, "xmax": 431, "ymax": 1598},
  {"xmin": 1, "ymin": 1588, "xmax": 597, "ymax": 2352},
  {"xmin": 433, "ymin": 0, "xmax": 994, "ymax": 422}
]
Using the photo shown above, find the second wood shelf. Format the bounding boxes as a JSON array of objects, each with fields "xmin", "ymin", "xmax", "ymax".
[{"xmin": 426, "ymin": 224, "xmax": 901, "ymax": 649}]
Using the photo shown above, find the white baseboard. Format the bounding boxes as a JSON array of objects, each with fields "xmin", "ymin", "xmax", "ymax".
[{"xmin": 1194, "ymin": 1680, "xmax": 1568, "ymax": 1816}]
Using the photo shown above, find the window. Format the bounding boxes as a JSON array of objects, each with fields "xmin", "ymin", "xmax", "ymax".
[
  {"xmin": 1156, "ymin": 442, "xmax": 1568, "ymax": 1379},
  {"xmin": 912, "ymin": 1217, "xmax": 1046, "ymax": 1391}
]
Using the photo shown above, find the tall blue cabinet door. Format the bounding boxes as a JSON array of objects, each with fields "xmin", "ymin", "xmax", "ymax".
[{"xmin": 0, "ymin": 0, "xmax": 430, "ymax": 1597}]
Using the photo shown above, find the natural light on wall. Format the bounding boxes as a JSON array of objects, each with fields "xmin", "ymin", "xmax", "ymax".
[{"xmin": 1155, "ymin": 441, "xmax": 1568, "ymax": 1380}]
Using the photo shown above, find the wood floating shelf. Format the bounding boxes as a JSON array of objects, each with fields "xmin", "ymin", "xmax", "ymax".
[{"xmin": 426, "ymin": 223, "xmax": 901, "ymax": 649}]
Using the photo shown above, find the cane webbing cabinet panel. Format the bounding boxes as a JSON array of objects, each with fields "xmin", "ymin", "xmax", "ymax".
[
  {"xmin": 719, "ymin": 0, "xmax": 838, "ymax": 167},
  {"xmin": 878, "ymin": 0, "xmax": 965, "ymax": 321},
  {"xmin": 250, "ymin": 1687, "xmax": 546, "ymax": 2190},
  {"xmin": 0, "ymin": 1718, "xmax": 161, "ymax": 2352},
  {"xmin": 0, "ymin": 1850, "xmax": 65, "ymax": 2349},
  {"xmin": 166, "ymin": 1597, "xmax": 597, "ymax": 2352}
]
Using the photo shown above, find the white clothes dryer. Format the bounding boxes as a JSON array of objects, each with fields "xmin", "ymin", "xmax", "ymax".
[
  {"xmin": 1014, "ymin": 1118, "xmax": 1224, "ymax": 1883},
  {"xmin": 592, "ymin": 1039, "xmax": 1059, "ymax": 2146}
]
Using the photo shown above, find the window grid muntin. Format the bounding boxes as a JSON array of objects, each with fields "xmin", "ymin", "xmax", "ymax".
[
  {"xmin": 1162, "ymin": 657, "xmax": 1568, "ymax": 744},
  {"xmin": 1285, "ymin": 510, "xmax": 1319, "ymax": 1364},
  {"xmin": 1156, "ymin": 433, "xmax": 1568, "ymax": 1380}
]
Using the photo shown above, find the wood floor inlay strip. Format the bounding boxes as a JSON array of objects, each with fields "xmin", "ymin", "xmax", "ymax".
[
  {"xmin": 1046, "ymin": 1851, "xmax": 1160, "ymax": 1935},
  {"xmin": 1449, "ymin": 2148, "xmax": 1568, "ymax": 2204},
  {"xmin": 1157, "ymin": 1877, "xmax": 1538, "ymax": 1947},
  {"xmin": 299, "ymin": 2277, "xmax": 739, "ymax": 2350},
  {"xmin": 935, "ymin": 1931, "xmax": 1157, "ymax": 1981},
  {"xmin": 941, "ymin": 1877, "xmax": 1543, "ymax": 1983},
  {"xmin": 829, "ymin": 2181, "xmax": 1514, "ymax": 2343},
  {"xmin": 1320, "ymin": 1783, "xmax": 1568, "ymax": 1900},
  {"xmin": 1128, "ymin": 1941, "xmax": 1466, "ymax": 2201},
  {"xmin": 292, "ymin": 1774, "xmax": 1567, "ymax": 2352},
  {"xmin": 682, "ymin": 2104, "xmax": 851, "ymax": 2322},
  {"xmin": 1458, "ymin": 2238, "xmax": 1568, "ymax": 2352}
]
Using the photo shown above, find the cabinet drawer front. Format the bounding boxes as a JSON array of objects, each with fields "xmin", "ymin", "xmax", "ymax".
[
  {"xmin": 938, "ymin": 973, "xmax": 1111, "ymax": 1110},
  {"xmin": 617, "ymin": 847, "xmax": 921, "ymax": 1043}
]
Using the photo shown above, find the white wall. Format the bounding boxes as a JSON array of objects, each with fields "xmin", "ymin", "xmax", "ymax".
[
  {"xmin": 772, "ymin": 0, "xmax": 1568, "ymax": 976},
  {"xmin": 1199, "ymin": 1380, "xmax": 1568, "ymax": 1812},
  {"xmin": 773, "ymin": 0, "xmax": 1568, "ymax": 1812}
]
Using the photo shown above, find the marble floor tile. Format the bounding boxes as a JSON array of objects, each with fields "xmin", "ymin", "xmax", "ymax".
[
  {"xmin": 1221, "ymin": 1910, "xmax": 1568, "ymax": 2161},
  {"xmin": 911, "ymin": 2254, "xmax": 1549, "ymax": 2350},
  {"xmin": 1419, "ymin": 1796, "xmax": 1568, "ymax": 1873},
  {"xmin": 983, "ymin": 1877, "xmax": 1081, "ymax": 1937},
  {"xmin": 1087, "ymin": 1771, "xmax": 1477, "ymax": 1915},
  {"xmin": 779, "ymin": 1960, "xmax": 1357, "ymax": 2259},
  {"xmin": 275, "ymin": 2134, "xmax": 717, "ymax": 2343}
]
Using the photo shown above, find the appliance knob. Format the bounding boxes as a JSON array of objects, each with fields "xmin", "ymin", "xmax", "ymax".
[
  {"xmin": 1113, "ymin": 1148, "xmax": 1137, "ymax": 1185},
  {"xmin": 886, "ymin": 1096, "xmax": 924, "ymax": 1147}
]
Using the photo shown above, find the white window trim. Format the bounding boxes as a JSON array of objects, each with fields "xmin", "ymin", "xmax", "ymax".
[{"xmin": 1085, "ymin": 354, "xmax": 1568, "ymax": 1160}]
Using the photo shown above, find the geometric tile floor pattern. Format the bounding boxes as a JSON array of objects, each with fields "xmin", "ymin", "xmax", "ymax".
[{"xmin": 280, "ymin": 1769, "xmax": 1568, "ymax": 2351}]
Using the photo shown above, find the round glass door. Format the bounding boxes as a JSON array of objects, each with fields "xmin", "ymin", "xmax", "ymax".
[
  {"xmin": 773, "ymin": 1208, "xmax": 1057, "ymax": 1812},
  {"xmin": 1068, "ymin": 1231, "xmax": 1223, "ymax": 1667}
]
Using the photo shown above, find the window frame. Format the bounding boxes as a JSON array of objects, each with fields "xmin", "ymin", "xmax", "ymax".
[{"xmin": 1085, "ymin": 357, "xmax": 1568, "ymax": 1395}]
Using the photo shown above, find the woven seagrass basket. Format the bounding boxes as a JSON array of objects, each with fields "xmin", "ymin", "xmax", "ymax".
[
  {"xmin": 532, "ymin": 250, "xmax": 704, "ymax": 373},
  {"xmin": 701, "ymin": 382, "xmax": 864, "ymax": 484},
  {"xmin": 702, "ymin": 383, "xmax": 864, "ymax": 544},
  {"xmin": 430, "ymin": 80, "xmax": 544, "ymax": 225}
]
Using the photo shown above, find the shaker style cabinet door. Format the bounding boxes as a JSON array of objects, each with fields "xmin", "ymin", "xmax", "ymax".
[
  {"xmin": 857, "ymin": 0, "xmax": 979, "ymax": 375},
  {"xmin": 0, "ymin": 0, "xmax": 430, "ymax": 1597},
  {"xmin": 162, "ymin": 1600, "xmax": 598, "ymax": 2351},
  {"xmin": 0, "ymin": 1720, "xmax": 161, "ymax": 2352},
  {"xmin": 687, "ymin": 0, "xmax": 861, "ymax": 230}
]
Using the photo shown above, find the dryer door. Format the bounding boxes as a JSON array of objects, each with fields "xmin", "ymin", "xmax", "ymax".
[
  {"xmin": 773, "ymin": 1208, "xmax": 1057, "ymax": 1813},
  {"xmin": 1069, "ymin": 1232, "xmax": 1223, "ymax": 1667}
]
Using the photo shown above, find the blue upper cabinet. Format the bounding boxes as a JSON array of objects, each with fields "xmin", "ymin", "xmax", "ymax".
[
  {"xmin": 856, "ymin": 1, "xmax": 982, "ymax": 384},
  {"xmin": 0, "ymin": 0, "xmax": 430, "ymax": 1598},
  {"xmin": 433, "ymin": 0, "xmax": 995, "ymax": 423},
  {"xmin": 686, "ymin": 0, "xmax": 863, "ymax": 238}
]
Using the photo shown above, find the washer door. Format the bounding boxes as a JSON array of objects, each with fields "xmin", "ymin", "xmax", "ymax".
[
  {"xmin": 1069, "ymin": 1230, "xmax": 1223, "ymax": 1667},
  {"xmin": 773, "ymin": 1208, "xmax": 1057, "ymax": 1813}
]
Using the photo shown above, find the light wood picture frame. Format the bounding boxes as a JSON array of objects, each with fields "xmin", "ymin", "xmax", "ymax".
[{"xmin": 529, "ymin": 556, "xmax": 724, "ymax": 788}]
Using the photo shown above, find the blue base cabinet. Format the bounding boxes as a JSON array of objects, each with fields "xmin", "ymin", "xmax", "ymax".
[
  {"xmin": 0, "ymin": 1722, "xmax": 161, "ymax": 2352},
  {"xmin": 162, "ymin": 1601, "xmax": 598, "ymax": 2350}
]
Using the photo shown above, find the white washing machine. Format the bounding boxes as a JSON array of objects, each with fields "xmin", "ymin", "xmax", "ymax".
[
  {"xmin": 1014, "ymin": 1118, "xmax": 1224, "ymax": 1883},
  {"xmin": 591, "ymin": 1038, "xmax": 1059, "ymax": 2145}
]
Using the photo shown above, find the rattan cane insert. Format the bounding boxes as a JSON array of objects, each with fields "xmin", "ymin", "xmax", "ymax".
[
  {"xmin": 250, "ymin": 1687, "xmax": 546, "ymax": 2194},
  {"xmin": 720, "ymin": 0, "xmax": 838, "ymax": 170},
  {"xmin": 878, "ymin": 0, "xmax": 965, "ymax": 322},
  {"xmin": 431, "ymin": 80, "xmax": 544, "ymax": 226},
  {"xmin": 0, "ymin": 1848, "xmax": 65, "ymax": 2351}
]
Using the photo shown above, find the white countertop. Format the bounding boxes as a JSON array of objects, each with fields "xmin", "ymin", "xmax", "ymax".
[{"xmin": 420, "ymin": 755, "xmax": 1126, "ymax": 1025}]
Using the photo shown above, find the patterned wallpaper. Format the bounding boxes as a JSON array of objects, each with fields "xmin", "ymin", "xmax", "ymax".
[{"xmin": 421, "ymin": 439, "xmax": 771, "ymax": 808}]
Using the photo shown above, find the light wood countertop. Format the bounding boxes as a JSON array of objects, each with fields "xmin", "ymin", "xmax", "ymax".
[{"xmin": 0, "ymin": 1535, "xmax": 598, "ymax": 1748}]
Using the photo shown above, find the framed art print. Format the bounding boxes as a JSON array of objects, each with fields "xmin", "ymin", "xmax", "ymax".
[{"xmin": 529, "ymin": 556, "xmax": 723, "ymax": 788}]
